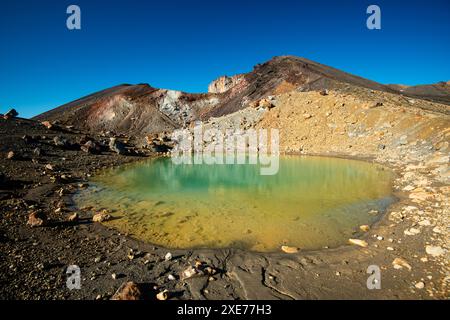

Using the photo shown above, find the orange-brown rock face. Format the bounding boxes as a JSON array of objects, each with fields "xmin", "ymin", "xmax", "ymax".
[{"xmin": 208, "ymin": 75, "xmax": 245, "ymax": 94}]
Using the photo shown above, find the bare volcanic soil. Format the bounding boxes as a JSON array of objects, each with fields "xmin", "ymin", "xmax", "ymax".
[{"xmin": 0, "ymin": 115, "xmax": 448, "ymax": 300}]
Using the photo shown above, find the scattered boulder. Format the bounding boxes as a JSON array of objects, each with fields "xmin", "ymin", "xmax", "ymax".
[
  {"xmin": 348, "ymin": 239, "xmax": 368, "ymax": 247},
  {"xmin": 181, "ymin": 261, "xmax": 217, "ymax": 280},
  {"xmin": 404, "ymin": 228, "xmax": 421, "ymax": 236},
  {"xmin": 6, "ymin": 151, "xmax": 15, "ymax": 160},
  {"xmin": 251, "ymin": 98, "xmax": 275, "ymax": 109},
  {"xmin": 164, "ymin": 252, "xmax": 173, "ymax": 261},
  {"xmin": 392, "ymin": 257, "xmax": 412, "ymax": 271},
  {"xmin": 67, "ymin": 213, "xmax": 79, "ymax": 222},
  {"xmin": 156, "ymin": 289, "xmax": 169, "ymax": 301},
  {"xmin": 109, "ymin": 138, "xmax": 127, "ymax": 155},
  {"xmin": 432, "ymin": 227, "xmax": 442, "ymax": 234},
  {"xmin": 259, "ymin": 98, "xmax": 275, "ymax": 109},
  {"xmin": 53, "ymin": 136, "xmax": 69, "ymax": 148},
  {"xmin": 425, "ymin": 245, "xmax": 445, "ymax": 257},
  {"xmin": 81, "ymin": 140, "xmax": 101, "ymax": 154},
  {"xmin": 146, "ymin": 133, "xmax": 174, "ymax": 153},
  {"xmin": 111, "ymin": 282, "xmax": 141, "ymax": 300},
  {"xmin": 182, "ymin": 266, "xmax": 199, "ymax": 280},
  {"xmin": 127, "ymin": 249, "xmax": 136, "ymax": 260},
  {"xmin": 167, "ymin": 274, "xmax": 176, "ymax": 281},
  {"xmin": 27, "ymin": 211, "xmax": 46, "ymax": 228},
  {"xmin": 414, "ymin": 281, "xmax": 425, "ymax": 289},
  {"xmin": 360, "ymin": 225, "xmax": 370, "ymax": 232},
  {"xmin": 41, "ymin": 121, "xmax": 54, "ymax": 130},
  {"xmin": 92, "ymin": 211, "xmax": 111, "ymax": 223},
  {"xmin": 281, "ymin": 245, "xmax": 299, "ymax": 253},
  {"xmin": 319, "ymin": 89, "xmax": 329, "ymax": 96}
]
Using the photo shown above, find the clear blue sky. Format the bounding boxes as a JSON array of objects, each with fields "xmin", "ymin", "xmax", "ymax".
[{"xmin": 0, "ymin": 0, "xmax": 449, "ymax": 118}]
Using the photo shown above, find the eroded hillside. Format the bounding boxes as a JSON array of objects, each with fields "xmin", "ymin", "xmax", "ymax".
[{"xmin": 33, "ymin": 56, "xmax": 450, "ymax": 142}]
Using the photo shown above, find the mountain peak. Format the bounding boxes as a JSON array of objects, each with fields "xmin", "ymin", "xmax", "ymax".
[{"xmin": 34, "ymin": 55, "xmax": 450, "ymax": 140}]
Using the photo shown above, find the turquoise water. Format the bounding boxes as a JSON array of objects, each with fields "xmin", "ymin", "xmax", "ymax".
[{"xmin": 74, "ymin": 156, "xmax": 395, "ymax": 252}]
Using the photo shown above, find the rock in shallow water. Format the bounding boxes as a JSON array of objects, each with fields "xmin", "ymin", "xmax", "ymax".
[
  {"xmin": 360, "ymin": 225, "xmax": 370, "ymax": 232},
  {"xmin": 92, "ymin": 211, "xmax": 111, "ymax": 223},
  {"xmin": 281, "ymin": 245, "xmax": 300, "ymax": 253},
  {"xmin": 348, "ymin": 239, "xmax": 368, "ymax": 248}
]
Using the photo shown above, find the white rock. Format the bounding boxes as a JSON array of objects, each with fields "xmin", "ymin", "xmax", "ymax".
[
  {"xmin": 425, "ymin": 245, "xmax": 445, "ymax": 257},
  {"xmin": 392, "ymin": 258, "xmax": 412, "ymax": 271},
  {"xmin": 418, "ymin": 220, "xmax": 431, "ymax": 226},
  {"xmin": 349, "ymin": 239, "xmax": 368, "ymax": 248},
  {"xmin": 156, "ymin": 290, "xmax": 169, "ymax": 301},
  {"xmin": 281, "ymin": 246, "xmax": 300, "ymax": 253},
  {"xmin": 167, "ymin": 274, "xmax": 176, "ymax": 281},
  {"xmin": 164, "ymin": 252, "xmax": 173, "ymax": 261},
  {"xmin": 182, "ymin": 266, "xmax": 198, "ymax": 279},
  {"xmin": 404, "ymin": 228, "xmax": 421, "ymax": 236},
  {"xmin": 414, "ymin": 281, "xmax": 425, "ymax": 289}
]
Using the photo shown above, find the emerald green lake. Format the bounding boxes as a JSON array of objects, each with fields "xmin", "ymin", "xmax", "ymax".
[{"xmin": 74, "ymin": 156, "xmax": 395, "ymax": 252}]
